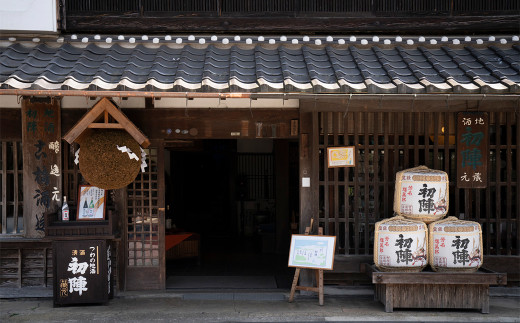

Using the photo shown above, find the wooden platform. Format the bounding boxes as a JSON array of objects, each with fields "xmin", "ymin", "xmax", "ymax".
[{"xmin": 367, "ymin": 265, "xmax": 507, "ymax": 313}]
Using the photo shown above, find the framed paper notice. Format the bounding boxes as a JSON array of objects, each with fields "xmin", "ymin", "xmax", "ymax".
[
  {"xmin": 327, "ymin": 147, "xmax": 355, "ymax": 167},
  {"xmin": 77, "ymin": 185, "xmax": 106, "ymax": 221},
  {"xmin": 288, "ymin": 235, "xmax": 336, "ymax": 270}
]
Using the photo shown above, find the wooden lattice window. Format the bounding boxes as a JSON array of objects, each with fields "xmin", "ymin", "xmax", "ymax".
[
  {"xmin": 237, "ymin": 153, "xmax": 275, "ymax": 200},
  {"xmin": 62, "ymin": 141, "xmax": 83, "ymax": 210},
  {"xmin": 0, "ymin": 140, "xmax": 23, "ymax": 234},
  {"xmin": 127, "ymin": 147, "xmax": 160, "ymax": 266},
  {"xmin": 317, "ymin": 111, "xmax": 518, "ymax": 256}
]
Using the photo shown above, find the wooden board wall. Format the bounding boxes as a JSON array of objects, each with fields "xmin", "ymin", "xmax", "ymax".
[{"xmin": 0, "ymin": 241, "xmax": 52, "ymax": 288}]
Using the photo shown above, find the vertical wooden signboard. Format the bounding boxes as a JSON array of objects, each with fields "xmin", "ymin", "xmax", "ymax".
[
  {"xmin": 456, "ymin": 112, "xmax": 488, "ymax": 189},
  {"xmin": 22, "ymin": 98, "xmax": 61, "ymax": 238}
]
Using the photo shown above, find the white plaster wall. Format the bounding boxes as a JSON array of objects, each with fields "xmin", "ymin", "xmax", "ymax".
[
  {"xmin": 0, "ymin": 0, "xmax": 57, "ymax": 32},
  {"xmin": 0, "ymin": 95, "xmax": 21, "ymax": 108}
]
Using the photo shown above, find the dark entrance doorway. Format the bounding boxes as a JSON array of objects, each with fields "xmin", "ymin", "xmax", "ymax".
[{"xmin": 164, "ymin": 139, "xmax": 298, "ymax": 289}]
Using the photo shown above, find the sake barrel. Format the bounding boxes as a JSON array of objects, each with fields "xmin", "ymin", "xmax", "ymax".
[
  {"xmin": 374, "ymin": 216, "xmax": 428, "ymax": 272},
  {"xmin": 394, "ymin": 166, "xmax": 449, "ymax": 224},
  {"xmin": 428, "ymin": 216, "xmax": 483, "ymax": 272}
]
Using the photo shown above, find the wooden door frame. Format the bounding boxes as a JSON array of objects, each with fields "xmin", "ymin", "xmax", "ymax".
[{"xmin": 123, "ymin": 139, "xmax": 166, "ymax": 291}]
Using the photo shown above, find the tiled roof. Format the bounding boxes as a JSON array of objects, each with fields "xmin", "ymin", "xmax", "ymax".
[{"xmin": 1, "ymin": 37, "xmax": 519, "ymax": 94}]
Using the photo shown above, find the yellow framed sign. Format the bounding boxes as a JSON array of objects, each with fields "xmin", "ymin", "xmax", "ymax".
[{"xmin": 327, "ymin": 147, "xmax": 355, "ymax": 168}]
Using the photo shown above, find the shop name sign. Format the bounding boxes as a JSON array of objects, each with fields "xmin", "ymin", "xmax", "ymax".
[
  {"xmin": 54, "ymin": 240, "xmax": 110, "ymax": 305},
  {"xmin": 456, "ymin": 112, "xmax": 488, "ymax": 189}
]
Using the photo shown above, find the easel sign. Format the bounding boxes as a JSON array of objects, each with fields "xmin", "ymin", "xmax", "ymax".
[
  {"xmin": 288, "ymin": 235, "xmax": 336, "ymax": 270},
  {"xmin": 288, "ymin": 219, "xmax": 335, "ymax": 306},
  {"xmin": 77, "ymin": 185, "xmax": 106, "ymax": 221},
  {"xmin": 327, "ymin": 147, "xmax": 355, "ymax": 168}
]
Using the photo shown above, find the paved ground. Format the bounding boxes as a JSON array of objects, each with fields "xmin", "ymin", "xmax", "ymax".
[{"xmin": 1, "ymin": 290, "xmax": 519, "ymax": 323}]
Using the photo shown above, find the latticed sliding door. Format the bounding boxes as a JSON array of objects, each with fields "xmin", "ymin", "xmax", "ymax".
[
  {"xmin": 125, "ymin": 143, "xmax": 165, "ymax": 290},
  {"xmin": 313, "ymin": 111, "xmax": 518, "ymax": 257}
]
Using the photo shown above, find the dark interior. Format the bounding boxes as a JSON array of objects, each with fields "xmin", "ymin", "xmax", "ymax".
[{"xmin": 164, "ymin": 139, "xmax": 298, "ymax": 289}]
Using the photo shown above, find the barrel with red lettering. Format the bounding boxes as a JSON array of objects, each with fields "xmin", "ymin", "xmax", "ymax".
[
  {"xmin": 374, "ymin": 216, "xmax": 428, "ymax": 272},
  {"xmin": 428, "ymin": 217, "xmax": 483, "ymax": 272},
  {"xmin": 394, "ymin": 166, "xmax": 449, "ymax": 224}
]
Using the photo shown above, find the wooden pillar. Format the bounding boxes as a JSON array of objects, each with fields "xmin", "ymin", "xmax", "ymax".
[
  {"xmin": 22, "ymin": 97, "xmax": 61, "ymax": 238},
  {"xmin": 299, "ymin": 107, "xmax": 318, "ymax": 288},
  {"xmin": 275, "ymin": 140, "xmax": 289, "ymax": 254}
]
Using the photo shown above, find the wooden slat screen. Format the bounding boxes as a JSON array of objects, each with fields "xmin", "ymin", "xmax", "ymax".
[
  {"xmin": 65, "ymin": 0, "xmax": 519, "ymax": 16},
  {"xmin": 144, "ymin": 0, "xmax": 218, "ymax": 12},
  {"xmin": 0, "ymin": 141, "xmax": 23, "ymax": 234},
  {"xmin": 453, "ymin": 0, "xmax": 520, "ymax": 13},
  {"xmin": 374, "ymin": 0, "xmax": 450, "ymax": 15},
  {"xmin": 316, "ymin": 111, "xmax": 518, "ymax": 257},
  {"xmin": 126, "ymin": 147, "xmax": 160, "ymax": 267}
]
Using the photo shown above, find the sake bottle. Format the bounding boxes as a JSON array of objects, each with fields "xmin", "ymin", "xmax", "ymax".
[
  {"xmin": 83, "ymin": 200, "xmax": 89, "ymax": 216},
  {"xmin": 62, "ymin": 196, "xmax": 69, "ymax": 221},
  {"xmin": 89, "ymin": 199, "xmax": 95, "ymax": 217}
]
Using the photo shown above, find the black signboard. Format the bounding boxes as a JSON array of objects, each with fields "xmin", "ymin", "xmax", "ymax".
[
  {"xmin": 457, "ymin": 112, "xmax": 488, "ymax": 189},
  {"xmin": 53, "ymin": 239, "xmax": 112, "ymax": 306}
]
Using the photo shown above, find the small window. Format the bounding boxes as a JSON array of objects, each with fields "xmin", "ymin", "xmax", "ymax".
[{"xmin": 0, "ymin": 141, "xmax": 23, "ymax": 234}]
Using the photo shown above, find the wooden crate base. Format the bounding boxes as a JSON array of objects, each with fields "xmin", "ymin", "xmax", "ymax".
[{"xmin": 368, "ymin": 265, "xmax": 507, "ymax": 313}]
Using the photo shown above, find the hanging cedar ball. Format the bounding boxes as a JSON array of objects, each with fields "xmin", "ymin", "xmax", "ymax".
[{"xmin": 79, "ymin": 129, "xmax": 141, "ymax": 190}]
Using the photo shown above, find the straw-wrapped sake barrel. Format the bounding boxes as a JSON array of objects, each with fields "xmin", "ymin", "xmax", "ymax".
[
  {"xmin": 394, "ymin": 166, "xmax": 449, "ymax": 224},
  {"xmin": 374, "ymin": 216, "xmax": 428, "ymax": 272},
  {"xmin": 428, "ymin": 216, "xmax": 483, "ymax": 272}
]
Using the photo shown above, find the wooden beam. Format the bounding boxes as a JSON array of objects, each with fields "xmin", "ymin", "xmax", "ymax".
[
  {"xmin": 100, "ymin": 100, "xmax": 150, "ymax": 148},
  {"xmin": 63, "ymin": 98, "xmax": 111, "ymax": 144},
  {"xmin": 63, "ymin": 98, "xmax": 150, "ymax": 148},
  {"xmin": 88, "ymin": 123, "xmax": 125, "ymax": 129}
]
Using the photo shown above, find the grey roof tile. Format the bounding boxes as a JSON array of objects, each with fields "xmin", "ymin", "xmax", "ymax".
[
  {"xmin": 0, "ymin": 41, "xmax": 518, "ymax": 93},
  {"xmin": 0, "ymin": 55, "xmax": 23, "ymax": 68},
  {"xmin": 147, "ymin": 71, "xmax": 175, "ymax": 84},
  {"xmin": 46, "ymin": 63, "xmax": 75, "ymax": 76},
  {"xmin": 11, "ymin": 70, "xmax": 40, "ymax": 82},
  {"xmin": 39, "ymin": 71, "xmax": 68, "ymax": 84},
  {"xmin": 92, "ymin": 70, "xmax": 124, "ymax": 84}
]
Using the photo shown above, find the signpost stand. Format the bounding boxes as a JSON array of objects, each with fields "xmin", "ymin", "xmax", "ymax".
[{"xmin": 288, "ymin": 219, "xmax": 325, "ymax": 306}]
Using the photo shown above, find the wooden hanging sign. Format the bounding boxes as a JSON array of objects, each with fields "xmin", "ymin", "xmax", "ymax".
[
  {"xmin": 456, "ymin": 112, "xmax": 488, "ymax": 189},
  {"xmin": 22, "ymin": 98, "xmax": 61, "ymax": 238}
]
